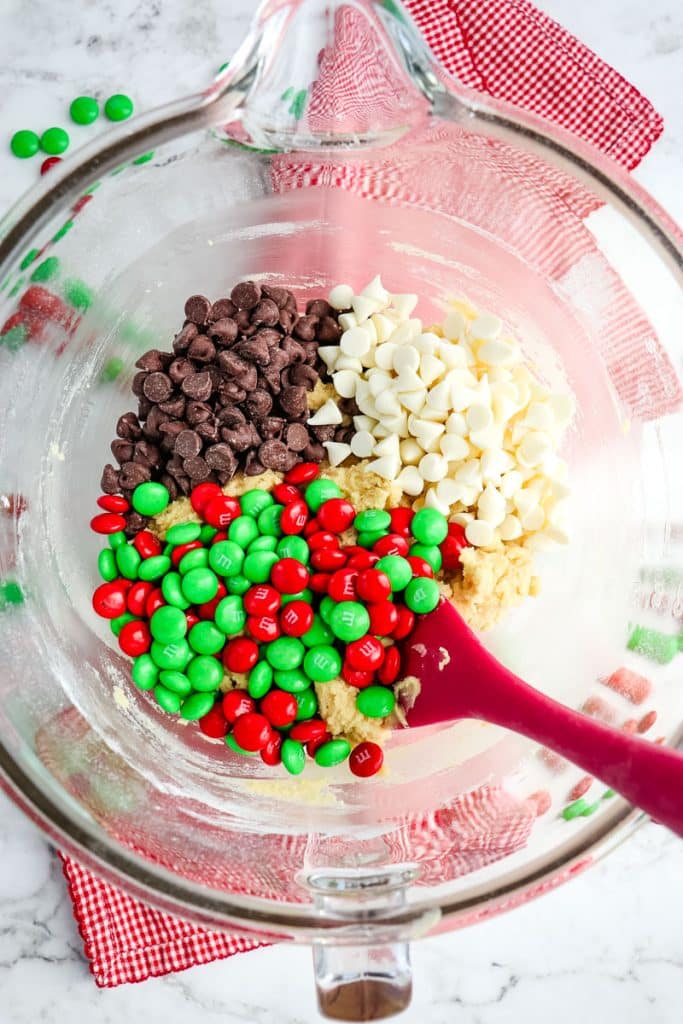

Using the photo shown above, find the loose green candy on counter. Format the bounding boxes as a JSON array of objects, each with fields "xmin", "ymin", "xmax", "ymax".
[
  {"xmin": 627, "ymin": 625, "xmax": 678, "ymax": 664},
  {"xmin": 315, "ymin": 738, "xmax": 351, "ymax": 768},
  {"xmin": 138, "ymin": 554, "xmax": 172, "ymax": 581},
  {"xmin": 301, "ymin": 614, "xmax": 334, "ymax": 647},
  {"xmin": 178, "ymin": 548, "xmax": 209, "ymax": 573},
  {"xmin": 188, "ymin": 621, "xmax": 225, "ymax": 655},
  {"xmin": 281, "ymin": 587, "xmax": 313, "ymax": 606},
  {"xmin": 98, "ymin": 548, "xmax": 117, "ymax": 581},
  {"xmin": 228, "ymin": 515, "xmax": 259, "ymax": 548},
  {"xmin": 404, "ymin": 576, "xmax": 440, "ymax": 614},
  {"xmin": 101, "ymin": 357, "xmax": 124, "ymax": 382},
  {"xmin": 181, "ymin": 691, "xmax": 215, "ymax": 720},
  {"xmin": 199, "ymin": 524, "xmax": 218, "ymax": 544},
  {"xmin": 409, "ymin": 543, "xmax": 442, "ymax": 574},
  {"xmin": 150, "ymin": 605, "xmax": 187, "ymax": 643},
  {"xmin": 318, "ymin": 595, "xmax": 336, "ymax": 625},
  {"xmin": 209, "ymin": 540, "xmax": 245, "ymax": 577},
  {"xmin": 158, "ymin": 670, "xmax": 192, "ymax": 696},
  {"xmin": 10, "ymin": 130, "xmax": 40, "ymax": 158},
  {"xmin": 281, "ymin": 738, "xmax": 306, "ymax": 775},
  {"xmin": 248, "ymin": 535, "xmax": 278, "ymax": 554},
  {"xmin": 354, "ymin": 508, "xmax": 391, "ymax": 533},
  {"xmin": 132, "ymin": 481, "xmax": 169, "ymax": 516},
  {"xmin": 1, "ymin": 581, "xmax": 24, "ymax": 605},
  {"xmin": 161, "ymin": 571, "xmax": 191, "ymax": 609},
  {"xmin": 70, "ymin": 95, "xmax": 99, "ymax": 124},
  {"xmin": 105, "ymin": 93, "xmax": 134, "ymax": 121},
  {"xmin": 375, "ymin": 555, "xmax": 412, "ymax": 591},
  {"xmin": 225, "ymin": 732, "xmax": 258, "ymax": 756},
  {"xmin": 329, "ymin": 601, "xmax": 371, "ymax": 643},
  {"xmin": 240, "ymin": 489, "xmax": 274, "ymax": 517},
  {"xmin": 150, "ymin": 638, "xmax": 192, "ymax": 670},
  {"xmin": 248, "ymin": 660, "xmax": 273, "ymax": 699},
  {"xmin": 411, "ymin": 507, "xmax": 448, "ymax": 545},
  {"xmin": 357, "ymin": 530, "xmax": 388, "ymax": 549},
  {"xmin": 30, "ymin": 256, "xmax": 60, "ymax": 282},
  {"xmin": 257, "ymin": 504, "xmax": 285, "ymax": 537},
  {"xmin": 214, "ymin": 595, "xmax": 247, "ymax": 636},
  {"xmin": 63, "ymin": 278, "xmax": 94, "ymax": 310},
  {"xmin": 20, "ymin": 248, "xmax": 40, "ymax": 270},
  {"xmin": 187, "ymin": 655, "xmax": 224, "ymax": 691},
  {"xmin": 266, "ymin": 636, "xmax": 305, "ymax": 671},
  {"xmin": 294, "ymin": 688, "xmax": 318, "ymax": 720},
  {"xmin": 132, "ymin": 654, "xmax": 158, "ymax": 690},
  {"xmin": 304, "ymin": 645, "xmax": 341, "ymax": 683},
  {"xmin": 40, "ymin": 127, "xmax": 70, "ymax": 155},
  {"xmin": 154, "ymin": 684, "xmax": 182, "ymax": 714},
  {"xmin": 277, "ymin": 535, "xmax": 310, "ymax": 564},
  {"xmin": 166, "ymin": 521, "xmax": 202, "ymax": 545},
  {"xmin": 110, "ymin": 611, "xmax": 136, "ymax": 636},
  {"xmin": 305, "ymin": 479, "xmax": 342, "ymax": 512},
  {"xmin": 226, "ymin": 574, "xmax": 250, "ymax": 595},
  {"xmin": 561, "ymin": 798, "xmax": 590, "ymax": 821},
  {"xmin": 108, "ymin": 530, "xmax": 127, "ymax": 549},
  {"xmin": 356, "ymin": 686, "xmax": 396, "ymax": 718},
  {"xmin": 116, "ymin": 543, "xmax": 141, "ymax": 580},
  {"xmin": 182, "ymin": 567, "xmax": 219, "ymax": 604},
  {"xmin": 274, "ymin": 668, "xmax": 311, "ymax": 693}
]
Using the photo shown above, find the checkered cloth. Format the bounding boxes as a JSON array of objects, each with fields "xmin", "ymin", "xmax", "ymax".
[{"xmin": 61, "ymin": 0, "xmax": 667, "ymax": 988}]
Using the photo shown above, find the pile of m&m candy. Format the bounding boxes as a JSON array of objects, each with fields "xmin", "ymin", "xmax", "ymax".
[{"xmin": 90, "ymin": 464, "xmax": 468, "ymax": 778}]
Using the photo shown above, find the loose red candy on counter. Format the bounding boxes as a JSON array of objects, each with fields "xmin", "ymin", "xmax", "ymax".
[
  {"xmin": 289, "ymin": 720, "xmax": 328, "ymax": 744},
  {"xmin": 378, "ymin": 645, "xmax": 401, "ymax": 685},
  {"xmin": 311, "ymin": 548, "xmax": 346, "ymax": 571},
  {"xmin": 145, "ymin": 587, "xmax": 165, "ymax": 618},
  {"xmin": 199, "ymin": 704, "xmax": 229, "ymax": 739},
  {"xmin": 273, "ymin": 483, "xmax": 301, "ymax": 505},
  {"xmin": 223, "ymin": 636, "xmax": 259, "ymax": 673},
  {"xmin": 389, "ymin": 507, "xmax": 414, "ymax": 536},
  {"xmin": 190, "ymin": 482, "xmax": 222, "ymax": 514},
  {"xmin": 280, "ymin": 499, "xmax": 309, "ymax": 535},
  {"xmin": 222, "ymin": 690, "xmax": 256, "ymax": 723},
  {"xmin": 127, "ymin": 580, "xmax": 154, "ymax": 616},
  {"xmin": 373, "ymin": 534, "xmax": 409, "ymax": 558},
  {"xmin": 232, "ymin": 712, "xmax": 272, "ymax": 752},
  {"xmin": 203, "ymin": 494, "xmax": 240, "ymax": 529},
  {"xmin": 356, "ymin": 569, "xmax": 392, "ymax": 603},
  {"xmin": 90, "ymin": 512, "xmax": 127, "ymax": 534},
  {"xmin": 406, "ymin": 555, "xmax": 434, "ymax": 578},
  {"xmin": 41, "ymin": 156, "xmax": 62, "ymax": 175},
  {"xmin": 118, "ymin": 620, "xmax": 152, "ymax": 657},
  {"xmin": 261, "ymin": 690, "xmax": 298, "ymax": 728},
  {"xmin": 171, "ymin": 540, "xmax": 203, "ymax": 566},
  {"xmin": 349, "ymin": 741, "xmax": 384, "ymax": 778},
  {"xmin": 260, "ymin": 731, "xmax": 283, "ymax": 766},
  {"xmin": 247, "ymin": 615, "xmax": 281, "ymax": 643},
  {"xmin": 133, "ymin": 530, "xmax": 162, "ymax": 559},
  {"xmin": 367, "ymin": 601, "xmax": 399, "ymax": 636},
  {"xmin": 271, "ymin": 557, "xmax": 310, "ymax": 594},
  {"xmin": 92, "ymin": 580, "xmax": 129, "ymax": 618},
  {"xmin": 317, "ymin": 498, "xmax": 355, "ymax": 533},
  {"xmin": 327, "ymin": 568, "xmax": 358, "ymax": 602},
  {"xmin": 280, "ymin": 601, "xmax": 314, "ymax": 637},
  {"xmin": 309, "ymin": 572, "xmax": 331, "ymax": 594},
  {"xmin": 20, "ymin": 286, "xmax": 69, "ymax": 323},
  {"xmin": 285, "ymin": 462, "xmax": 319, "ymax": 486},
  {"xmin": 392, "ymin": 606, "xmax": 415, "ymax": 640},
  {"xmin": 244, "ymin": 584, "xmax": 281, "ymax": 616},
  {"xmin": 97, "ymin": 494, "xmax": 129, "ymax": 513},
  {"xmin": 346, "ymin": 635, "xmax": 385, "ymax": 671},
  {"xmin": 342, "ymin": 663, "xmax": 375, "ymax": 688}
]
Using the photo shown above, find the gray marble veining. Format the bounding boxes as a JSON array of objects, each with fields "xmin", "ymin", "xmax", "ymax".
[{"xmin": 1, "ymin": 0, "xmax": 682, "ymax": 1021}]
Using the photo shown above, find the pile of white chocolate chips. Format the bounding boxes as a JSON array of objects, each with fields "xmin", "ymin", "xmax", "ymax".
[{"xmin": 311, "ymin": 277, "xmax": 573, "ymax": 552}]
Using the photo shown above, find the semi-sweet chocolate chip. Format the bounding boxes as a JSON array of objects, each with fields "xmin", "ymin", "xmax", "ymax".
[
  {"xmin": 184, "ymin": 294, "xmax": 212, "ymax": 324},
  {"xmin": 231, "ymin": 280, "xmax": 261, "ymax": 310},
  {"xmin": 142, "ymin": 372, "xmax": 173, "ymax": 403}
]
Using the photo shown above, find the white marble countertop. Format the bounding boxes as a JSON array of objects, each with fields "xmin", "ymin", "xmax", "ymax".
[{"xmin": 1, "ymin": 1, "xmax": 682, "ymax": 1021}]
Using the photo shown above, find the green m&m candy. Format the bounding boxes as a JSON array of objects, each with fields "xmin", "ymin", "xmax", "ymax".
[
  {"xmin": 70, "ymin": 95, "xmax": 99, "ymax": 125},
  {"xmin": 226, "ymin": 574, "xmax": 250, "ymax": 596},
  {"xmin": 181, "ymin": 567, "xmax": 219, "ymax": 604},
  {"xmin": 354, "ymin": 508, "xmax": 391, "ymax": 533},
  {"xmin": 209, "ymin": 540, "xmax": 244, "ymax": 577},
  {"xmin": 105, "ymin": 93, "xmax": 134, "ymax": 121},
  {"xmin": 116, "ymin": 543, "xmax": 141, "ymax": 580},
  {"xmin": 214, "ymin": 595, "xmax": 247, "ymax": 636},
  {"xmin": 247, "ymin": 660, "xmax": 273, "ymax": 699},
  {"xmin": 281, "ymin": 738, "xmax": 306, "ymax": 775},
  {"xmin": 187, "ymin": 655, "xmax": 224, "ymax": 692},
  {"xmin": 110, "ymin": 612, "xmax": 136, "ymax": 636},
  {"xmin": 375, "ymin": 555, "xmax": 412, "ymax": 591},
  {"xmin": 189, "ymin": 621, "xmax": 225, "ymax": 655},
  {"xmin": 98, "ymin": 548, "xmax": 117, "ymax": 581},
  {"xmin": 240, "ymin": 489, "xmax": 273, "ymax": 517},
  {"xmin": 277, "ymin": 535, "xmax": 310, "ymax": 564},
  {"xmin": 199, "ymin": 524, "xmax": 218, "ymax": 544},
  {"xmin": 132, "ymin": 481, "xmax": 169, "ymax": 516},
  {"xmin": 10, "ymin": 130, "xmax": 40, "ymax": 158},
  {"xmin": 150, "ymin": 638, "xmax": 192, "ymax": 670},
  {"xmin": 178, "ymin": 548, "xmax": 209, "ymax": 573},
  {"xmin": 294, "ymin": 688, "xmax": 318, "ymax": 720},
  {"xmin": 304, "ymin": 478, "xmax": 341, "ymax": 512},
  {"xmin": 409, "ymin": 543, "xmax": 442, "ymax": 574},
  {"xmin": 303, "ymin": 645, "xmax": 341, "ymax": 682},
  {"xmin": 315, "ymin": 739, "xmax": 351, "ymax": 767},
  {"xmin": 248, "ymin": 535, "xmax": 278, "ymax": 554},
  {"xmin": 266, "ymin": 636, "xmax": 305, "ymax": 671},
  {"xmin": 356, "ymin": 686, "xmax": 396, "ymax": 718},
  {"xmin": 180, "ymin": 691, "xmax": 215, "ymax": 721},
  {"xmin": 158, "ymin": 670, "xmax": 192, "ymax": 696},
  {"xmin": 41, "ymin": 127, "xmax": 70, "ymax": 155},
  {"xmin": 257, "ymin": 504, "xmax": 285, "ymax": 537},
  {"xmin": 404, "ymin": 576, "xmax": 440, "ymax": 614},
  {"xmin": 108, "ymin": 530, "xmax": 127, "ymax": 549},
  {"xmin": 329, "ymin": 601, "xmax": 370, "ymax": 643},
  {"xmin": 132, "ymin": 654, "xmax": 158, "ymax": 690},
  {"xmin": 357, "ymin": 530, "xmax": 387, "ymax": 549},
  {"xmin": 150, "ymin": 605, "xmax": 187, "ymax": 643},
  {"xmin": 243, "ymin": 550, "xmax": 279, "ymax": 583},
  {"xmin": 273, "ymin": 668, "xmax": 311, "ymax": 693},
  {"xmin": 228, "ymin": 515, "xmax": 259, "ymax": 548},
  {"xmin": 138, "ymin": 554, "xmax": 172, "ymax": 581},
  {"xmin": 301, "ymin": 615, "xmax": 334, "ymax": 647},
  {"xmin": 280, "ymin": 587, "xmax": 313, "ymax": 606},
  {"xmin": 166, "ymin": 522, "xmax": 201, "ymax": 545},
  {"xmin": 411, "ymin": 507, "xmax": 448, "ymax": 545},
  {"xmin": 154, "ymin": 685, "xmax": 182, "ymax": 714},
  {"xmin": 319, "ymin": 595, "xmax": 336, "ymax": 625},
  {"xmin": 161, "ymin": 572, "xmax": 190, "ymax": 609}
]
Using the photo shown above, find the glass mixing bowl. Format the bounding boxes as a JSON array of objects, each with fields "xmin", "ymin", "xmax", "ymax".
[{"xmin": 1, "ymin": 0, "xmax": 681, "ymax": 1018}]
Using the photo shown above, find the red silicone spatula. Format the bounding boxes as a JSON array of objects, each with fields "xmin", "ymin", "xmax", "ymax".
[{"xmin": 400, "ymin": 600, "xmax": 683, "ymax": 838}]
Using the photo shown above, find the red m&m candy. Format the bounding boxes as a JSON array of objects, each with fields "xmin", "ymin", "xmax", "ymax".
[
  {"xmin": 280, "ymin": 601, "xmax": 314, "ymax": 637},
  {"xmin": 392, "ymin": 606, "xmax": 415, "ymax": 640},
  {"xmin": 203, "ymin": 494, "xmax": 240, "ymax": 528},
  {"xmin": 190, "ymin": 482, "xmax": 222, "ymax": 514},
  {"xmin": 327, "ymin": 568, "xmax": 358, "ymax": 602},
  {"xmin": 199, "ymin": 704, "xmax": 229, "ymax": 738},
  {"xmin": 244, "ymin": 584, "xmax": 280, "ymax": 616},
  {"xmin": 273, "ymin": 483, "xmax": 301, "ymax": 505},
  {"xmin": 97, "ymin": 494, "xmax": 129, "ymax": 513},
  {"xmin": 127, "ymin": 580, "xmax": 154, "ymax": 617},
  {"xmin": 260, "ymin": 731, "xmax": 283, "ymax": 766},
  {"xmin": 92, "ymin": 580, "xmax": 129, "ymax": 618},
  {"xmin": 356, "ymin": 569, "xmax": 391, "ymax": 603},
  {"xmin": 90, "ymin": 512, "xmax": 126, "ymax": 534},
  {"xmin": 118, "ymin": 619, "xmax": 152, "ymax": 657},
  {"xmin": 247, "ymin": 615, "xmax": 281, "ymax": 643},
  {"xmin": 345, "ymin": 635, "xmax": 385, "ymax": 671},
  {"xmin": 377, "ymin": 645, "xmax": 401, "ymax": 685},
  {"xmin": 285, "ymin": 462, "xmax": 319, "ymax": 485},
  {"xmin": 271, "ymin": 557, "xmax": 310, "ymax": 594},
  {"xmin": 349, "ymin": 741, "xmax": 384, "ymax": 777},
  {"xmin": 317, "ymin": 498, "xmax": 355, "ymax": 533},
  {"xmin": 222, "ymin": 690, "xmax": 256, "ymax": 723},
  {"xmin": 373, "ymin": 534, "xmax": 409, "ymax": 557},
  {"xmin": 232, "ymin": 712, "xmax": 272, "ymax": 752},
  {"xmin": 261, "ymin": 690, "xmax": 298, "ymax": 728},
  {"xmin": 133, "ymin": 530, "xmax": 162, "ymax": 559},
  {"xmin": 280, "ymin": 499, "xmax": 309, "ymax": 535},
  {"xmin": 223, "ymin": 637, "xmax": 259, "ymax": 673},
  {"xmin": 367, "ymin": 601, "xmax": 398, "ymax": 636},
  {"xmin": 389, "ymin": 508, "xmax": 414, "ymax": 536}
]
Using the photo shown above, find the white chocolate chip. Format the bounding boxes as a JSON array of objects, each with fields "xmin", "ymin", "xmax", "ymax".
[
  {"xmin": 392, "ymin": 345, "xmax": 420, "ymax": 374},
  {"xmin": 442, "ymin": 310, "xmax": 466, "ymax": 341},
  {"xmin": 359, "ymin": 319, "xmax": 377, "ymax": 344},
  {"xmin": 352, "ymin": 294, "xmax": 381, "ymax": 322},
  {"xmin": 499, "ymin": 514, "xmax": 523, "ymax": 541},
  {"xmin": 329, "ymin": 283, "xmax": 354, "ymax": 310},
  {"xmin": 373, "ymin": 434, "xmax": 400, "ymax": 458},
  {"xmin": 521, "ymin": 505, "xmax": 545, "ymax": 531},
  {"xmin": 523, "ymin": 401, "xmax": 554, "ymax": 431},
  {"xmin": 323, "ymin": 441, "xmax": 352, "ymax": 467},
  {"xmin": 477, "ymin": 485, "xmax": 506, "ymax": 527},
  {"xmin": 368, "ymin": 369, "xmax": 393, "ymax": 396},
  {"xmin": 394, "ymin": 368, "xmax": 424, "ymax": 393},
  {"xmin": 418, "ymin": 453, "xmax": 448, "ymax": 482},
  {"xmin": 465, "ymin": 519, "xmax": 495, "ymax": 547},
  {"xmin": 446, "ymin": 412, "xmax": 468, "ymax": 436},
  {"xmin": 307, "ymin": 399, "xmax": 343, "ymax": 426},
  {"xmin": 466, "ymin": 403, "xmax": 493, "ymax": 433},
  {"xmin": 317, "ymin": 346, "xmax": 339, "ymax": 371},
  {"xmin": 397, "ymin": 465, "xmax": 424, "ymax": 495},
  {"xmin": 518, "ymin": 431, "xmax": 551, "ymax": 467},
  {"xmin": 374, "ymin": 390, "xmax": 402, "ymax": 416},
  {"xmin": 438, "ymin": 342, "xmax": 468, "ymax": 369},
  {"xmin": 400, "ymin": 438, "xmax": 423, "ymax": 464},
  {"xmin": 338, "ymin": 312, "xmax": 357, "ymax": 332},
  {"xmin": 334, "ymin": 354, "xmax": 364, "ymax": 373},
  {"xmin": 414, "ymin": 332, "xmax": 440, "ymax": 356},
  {"xmin": 423, "ymin": 487, "xmax": 450, "ymax": 515},
  {"xmin": 391, "ymin": 294, "xmax": 418, "ymax": 319},
  {"xmin": 425, "ymin": 380, "xmax": 452, "ymax": 412},
  {"xmin": 367, "ymin": 455, "xmax": 401, "ymax": 480},
  {"xmin": 470, "ymin": 313, "xmax": 502, "ymax": 341},
  {"xmin": 439, "ymin": 433, "xmax": 470, "ymax": 461},
  {"xmin": 350, "ymin": 430, "xmax": 376, "ymax": 458},
  {"xmin": 353, "ymin": 414, "xmax": 376, "ymax": 432},
  {"xmin": 374, "ymin": 342, "xmax": 397, "ymax": 370},
  {"xmin": 390, "ymin": 320, "xmax": 420, "ymax": 345},
  {"xmin": 409, "ymin": 417, "xmax": 445, "ymax": 447},
  {"xmin": 420, "ymin": 353, "xmax": 445, "ymax": 387},
  {"xmin": 478, "ymin": 338, "xmax": 517, "ymax": 365},
  {"xmin": 361, "ymin": 274, "xmax": 389, "ymax": 306},
  {"xmin": 435, "ymin": 477, "xmax": 465, "ymax": 505},
  {"xmin": 340, "ymin": 326, "xmax": 372, "ymax": 359},
  {"xmin": 399, "ymin": 390, "xmax": 427, "ymax": 414},
  {"xmin": 332, "ymin": 370, "xmax": 358, "ymax": 399},
  {"xmin": 381, "ymin": 412, "xmax": 409, "ymax": 437},
  {"xmin": 372, "ymin": 313, "xmax": 395, "ymax": 344}
]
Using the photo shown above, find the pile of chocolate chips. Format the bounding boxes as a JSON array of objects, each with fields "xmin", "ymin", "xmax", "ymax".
[{"xmin": 100, "ymin": 281, "xmax": 356, "ymax": 535}]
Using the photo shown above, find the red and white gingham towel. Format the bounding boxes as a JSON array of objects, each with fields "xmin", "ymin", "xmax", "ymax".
[{"xmin": 61, "ymin": 0, "xmax": 667, "ymax": 988}]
